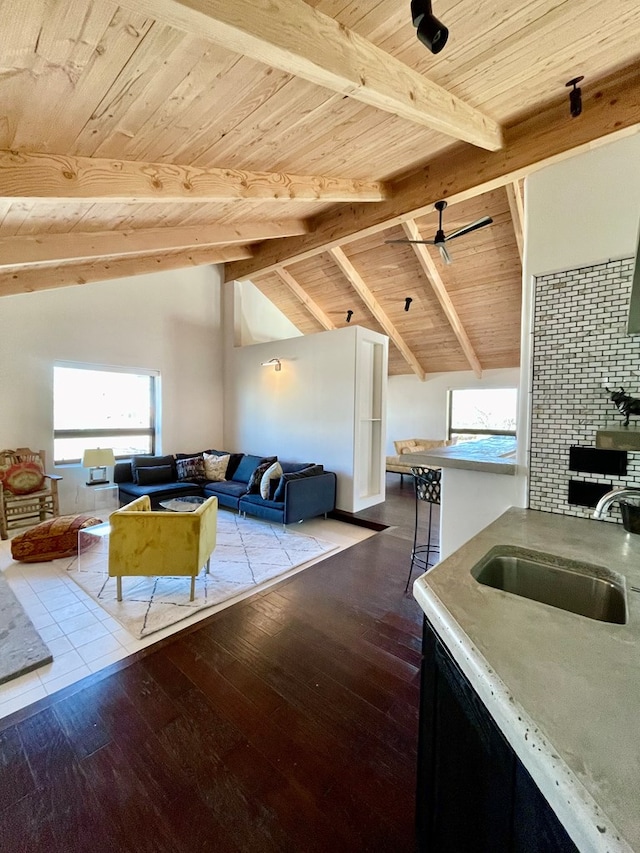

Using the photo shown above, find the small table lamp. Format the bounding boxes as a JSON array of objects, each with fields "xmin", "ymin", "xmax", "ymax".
[{"xmin": 82, "ymin": 448, "xmax": 116, "ymax": 485}]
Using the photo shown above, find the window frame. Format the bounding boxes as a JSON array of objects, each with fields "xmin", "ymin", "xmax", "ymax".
[
  {"xmin": 53, "ymin": 362, "xmax": 159, "ymax": 465},
  {"xmin": 447, "ymin": 387, "xmax": 517, "ymax": 442}
]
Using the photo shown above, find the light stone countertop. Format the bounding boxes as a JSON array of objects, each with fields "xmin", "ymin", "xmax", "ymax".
[
  {"xmin": 410, "ymin": 435, "xmax": 517, "ymax": 475},
  {"xmin": 413, "ymin": 507, "xmax": 640, "ymax": 853}
]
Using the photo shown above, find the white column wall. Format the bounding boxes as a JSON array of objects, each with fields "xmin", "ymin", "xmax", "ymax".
[
  {"xmin": 224, "ymin": 319, "xmax": 390, "ymax": 512},
  {"xmin": 0, "ymin": 265, "xmax": 225, "ymax": 514},
  {"xmin": 519, "ymin": 133, "xmax": 640, "ymax": 475}
]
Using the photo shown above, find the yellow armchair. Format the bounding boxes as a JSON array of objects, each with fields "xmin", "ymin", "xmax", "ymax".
[{"xmin": 108, "ymin": 495, "xmax": 218, "ymax": 602}]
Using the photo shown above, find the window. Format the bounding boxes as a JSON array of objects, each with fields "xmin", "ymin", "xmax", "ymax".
[
  {"xmin": 448, "ymin": 387, "xmax": 517, "ymax": 443},
  {"xmin": 54, "ymin": 365, "xmax": 158, "ymax": 464}
]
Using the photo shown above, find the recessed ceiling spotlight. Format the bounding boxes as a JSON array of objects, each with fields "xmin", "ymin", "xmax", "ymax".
[{"xmin": 411, "ymin": 0, "xmax": 449, "ymax": 54}]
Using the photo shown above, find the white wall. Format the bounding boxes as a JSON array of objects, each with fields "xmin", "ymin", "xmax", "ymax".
[
  {"xmin": 0, "ymin": 265, "xmax": 225, "ymax": 514},
  {"xmin": 519, "ymin": 134, "xmax": 640, "ymax": 470},
  {"xmin": 386, "ymin": 367, "xmax": 521, "ymax": 455},
  {"xmin": 235, "ymin": 279, "xmax": 302, "ymax": 344}
]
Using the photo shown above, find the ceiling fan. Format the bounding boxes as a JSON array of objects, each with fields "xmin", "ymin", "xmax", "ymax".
[{"xmin": 385, "ymin": 200, "xmax": 493, "ymax": 264}]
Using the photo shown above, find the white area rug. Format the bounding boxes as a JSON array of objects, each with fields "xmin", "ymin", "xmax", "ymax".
[{"xmin": 66, "ymin": 512, "xmax": 338, "ymax": 639}]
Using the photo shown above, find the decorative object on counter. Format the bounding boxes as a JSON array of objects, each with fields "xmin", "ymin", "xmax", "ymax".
[
  {"xmin": 606, "ymin": 386, "xmax": 640, "ymax": 426},
  {"xmin": 406, "ymin": 466, "xmax": 441, "ymax": 592}
]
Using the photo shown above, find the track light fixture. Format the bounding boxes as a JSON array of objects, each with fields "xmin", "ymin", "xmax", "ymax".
[
  {"xmin": 411, "ymin": 0, "xmax": 449, "ymax": 54},
  {"xmin": 566, "ymin": 76, "xmax": 584, "ymax": 118},
  {"xmin": 404, "ymin": 297, "xmax": 413, "ymax": 312},
  {"xmin": 346, "ymin": 310, "xmax": 354, "ymax": 323}
]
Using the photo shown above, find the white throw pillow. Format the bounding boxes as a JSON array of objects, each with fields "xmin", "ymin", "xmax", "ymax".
[
  {"xmin": 260, "ymin": 461, "xmax": 283, "ymax": 499},
  {"xmin": 203, "ymin": 453, "xmax": 230, "ymax": 482}
]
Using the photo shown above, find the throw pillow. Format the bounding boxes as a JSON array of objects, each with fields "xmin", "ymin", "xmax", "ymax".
[
  {"xmin": 176, "ymin": 456, "xmax": 206, "ymax": 481},
  {"xmin": 1, "ymin": 461, "xmax": 45, "ymax": 494},
  {"xmin": 246, "ymin": 460, "xmax": 276, "ymax": 494},
  {"xmin": 203, "ymin": 452, "xmax": 230, "ymax": 482},
  {"xmin": 136, "ymin": 465, "xmax": 173, "ymax": 486},
  {"xmin": 273, "ymin": 464, "xmax": 323, "ymax": 502},
  {"xmin": 233, "ymin": 454, "xmax": 276, "ymax": 484},
  {"xmin": 259, "ymin": 461, "xmax": 283, "ymax": 499}
]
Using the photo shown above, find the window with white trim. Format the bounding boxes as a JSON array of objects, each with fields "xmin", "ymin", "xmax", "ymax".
[
  {"xmin": 448, "ymin": 387, "xmax": 517, "ymax": 443},
  {"xmin": 53, "ymin": 364, "xmax": 158, "ymax": 464}
]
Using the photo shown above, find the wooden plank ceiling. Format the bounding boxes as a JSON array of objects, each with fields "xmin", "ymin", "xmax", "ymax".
[{"xmin": 1, "ymin": 0, "xmax": 640, "ymax": 376}]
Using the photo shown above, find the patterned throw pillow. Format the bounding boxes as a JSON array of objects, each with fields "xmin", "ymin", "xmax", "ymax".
[
  {"xmin": 203, "ymin": 453, "xmax": 230, "ymax": 482},
  {"xmin": 1, "ymin": 461, "xmax": 45, "ymax": 494},
  {"xmin": 259, "ymin": 461, "xmax": 283, "ymax": 499},
  {"xmin": 246, "ymin": 460, "xmax": 275, "ymax": 494},
  {"xmin": 175, "ymin": 456, "xmax": 206, "ymax": 481}
]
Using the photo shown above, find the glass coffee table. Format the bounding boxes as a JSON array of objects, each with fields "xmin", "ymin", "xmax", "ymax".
[{"xmin": 159, "ymin": 496, "xmax": 206, "ymax": 512}]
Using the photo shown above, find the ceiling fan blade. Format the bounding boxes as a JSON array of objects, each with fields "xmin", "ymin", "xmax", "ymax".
[
  {"xmin": 438, "ymin": 244, "xmax": 452, "ymax": 264},
  {"xmin": 445, "ymin": 216, "xmax": 493, "ymax": 241},
  {"xmin": 384, "ymin": 238, "xmax": 436, "ymax": 245}
]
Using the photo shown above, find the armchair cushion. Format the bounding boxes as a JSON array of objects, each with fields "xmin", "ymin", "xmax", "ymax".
[{"xmin": 1, "ymin": 461, "xmax": 45, "ymax": 494}]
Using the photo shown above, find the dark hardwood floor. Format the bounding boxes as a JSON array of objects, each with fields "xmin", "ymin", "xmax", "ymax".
[{"xmin": 0, "ymin": 481, "xmax": 434, "ymax": 853}]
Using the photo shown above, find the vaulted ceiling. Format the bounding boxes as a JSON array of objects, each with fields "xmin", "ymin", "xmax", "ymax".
[{"xmin": 2, "ymin": 0, "xmax": 640, "ymax": 375}]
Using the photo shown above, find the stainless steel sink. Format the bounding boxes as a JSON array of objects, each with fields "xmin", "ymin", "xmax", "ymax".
[{"xmin": 471, "ymin": 546, "xmax": 627, "ymax": 624}]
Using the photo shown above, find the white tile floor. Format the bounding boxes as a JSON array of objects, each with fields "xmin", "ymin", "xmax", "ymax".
[{"xmin": 0, "ymin": 508, "xmax": 373, "ymax": 721}]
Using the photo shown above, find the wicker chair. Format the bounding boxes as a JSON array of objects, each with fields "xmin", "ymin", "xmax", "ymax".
[{"xmin": 0, "ymin": 448, "xmax": 62, "ymax": 540}]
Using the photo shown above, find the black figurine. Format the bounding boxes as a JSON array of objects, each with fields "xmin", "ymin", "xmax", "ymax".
[{"xmin": 607, "ymin": 386, "xmax": 640, "ymax": 426}]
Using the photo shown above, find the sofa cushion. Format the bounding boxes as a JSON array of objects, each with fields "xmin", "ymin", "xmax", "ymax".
[
  {"xmin": 273, "ymin": 464, "xmax": 323, "ymax": 501},
  {"xmin": 232, "ymin": 454, "xmax": 270, "ymax": 484},
  {"xmin": 136, "ymin": 464, "xmax": 173, "ymax": 486},
  {"xmin": 260, "ymin": 461, "xmax": 283, "ymax": 499},
  {"xmin": 131, "ymin": 455, "xmax": 176, "ymax": 484},
  {"xmin": 203, "ymin": 452, "xmax": 230, "ymax": 482},
  {"xmin": 176, "ymin": 456, "xmax": 206, "ymax": 481}
]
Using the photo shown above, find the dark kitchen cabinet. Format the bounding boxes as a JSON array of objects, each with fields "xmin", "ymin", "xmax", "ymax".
[{"xmin": 417, "ymin": 618, "xmax": 579, "ymax": 853}]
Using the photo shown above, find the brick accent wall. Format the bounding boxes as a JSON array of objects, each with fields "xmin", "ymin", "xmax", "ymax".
[{"xmin": 529, "ymin": 257, "xmax": 640, "ymax": 520}]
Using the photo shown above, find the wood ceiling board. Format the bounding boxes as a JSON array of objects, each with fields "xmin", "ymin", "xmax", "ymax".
[
  {"xmin": 120, "ymin": 0, "xmax": 503, "ymax": 150},
  {"xmin": 251, "ymin": 274, "xmax": 325, "ymax": 335},
  {"xmin": 227, "ymin": 60, "xmax": 640, "ymax": 281}
]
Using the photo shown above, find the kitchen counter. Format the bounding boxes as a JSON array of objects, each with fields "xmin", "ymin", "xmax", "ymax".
[
  {"xmin": 414, "ymin": 508, "xmax": 640, "ymax": 853},
  {"xmin": 410, "ymin": 434, "xmax": 518, "ymax": 474}
]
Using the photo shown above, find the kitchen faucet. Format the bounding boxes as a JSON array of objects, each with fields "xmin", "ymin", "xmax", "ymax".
[{"xmin": 593, "ymin": 487, "xmax": 640, "ymax": 520}]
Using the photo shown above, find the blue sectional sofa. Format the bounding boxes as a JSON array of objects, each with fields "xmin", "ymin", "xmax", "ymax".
[{"xmin": 114, "ymin": 449, "xmax": 337, "ymax": 526}]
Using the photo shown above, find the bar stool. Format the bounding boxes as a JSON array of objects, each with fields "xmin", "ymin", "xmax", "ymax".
[{"xmin": 405, "ymin": 466, "xmax": 441, "ymax": 592}]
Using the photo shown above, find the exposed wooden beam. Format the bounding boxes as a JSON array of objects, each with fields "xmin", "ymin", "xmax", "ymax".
[
  {"xmin": 328, "ymin": 246, "xmax": 425, "ymax": 380},
  {"xmin": 505, "ymin": 181, "xmax": 525, "ymax": 263},
  {"xmin": 272, "ymin": 267, "xmax": 336, "ymax": 331},
  {"xmin": 122, "ymin": 0, "xmax": 502, "ymax": 151},
  {"xmin": 226, "ymin": 63, "xmax": 640, "ymax": 282},
  {"xmin": 0, "ymin": 246, "xmax": 251, "ymax": 298},
  {"xmin": 0, "ymin": 150, "xmax": 387, "ymax": 203},
  {"xmin": 0, "ymin": 220, "xmax": 308, "ymax": 269},
  {"xmin": 401, "ymin": 220, "xmax": 482, "ymax": 378}
]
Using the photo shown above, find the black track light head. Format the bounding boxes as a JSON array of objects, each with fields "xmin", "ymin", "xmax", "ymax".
[
  {"xmin": 404, "ymin": 297, "xmax": 413, "ymax": 312},
  {"xmin": 411, "ymin": 0, "xmax": 449, "ymax": 54},
  {"xmin": 566, "ymin": 76, "xmax": 584, "ymax": 118},
  {"xmin": 346, "ymin": 309, "xmax": 354, "ymax": 323}
]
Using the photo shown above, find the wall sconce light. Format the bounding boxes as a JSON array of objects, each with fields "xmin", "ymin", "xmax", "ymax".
[
  {"xmin": 261, "ymin": 357, "xmax": 282, "ymax": 372},
  {"xmin": 404, "ymin": 297, "xmax": 413, "ymax": 312},
  {"xmin": 411, "ymin": 0, "xmax": 449, "ymax": 54},
  {"xmin": 565, "ymin": 76, "xmax": 584, "ymax": 118},
  {"xmin": 346, "ymin": 310, "xmax": 354, "ymax": 323},
  {"xmin": 82, "ymin": 447, "xmax": 115, "ymax": 486}
]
